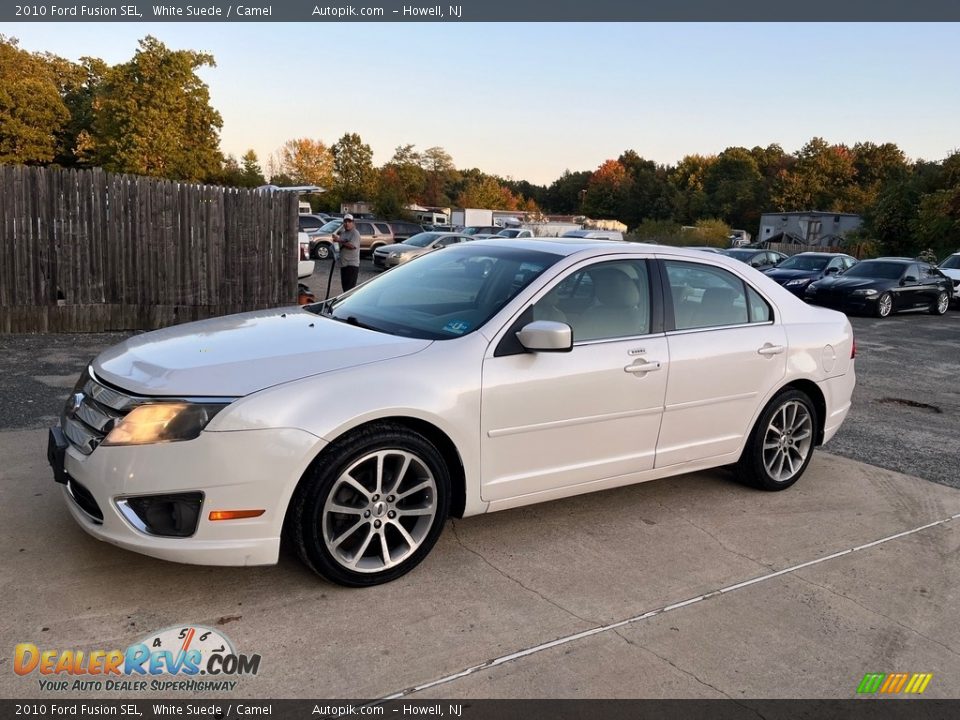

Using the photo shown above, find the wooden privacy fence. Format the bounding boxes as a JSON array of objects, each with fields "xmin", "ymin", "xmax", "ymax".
[{"xmin": 0, "ymin": 165, "xmax": 299, "ymax": 333}]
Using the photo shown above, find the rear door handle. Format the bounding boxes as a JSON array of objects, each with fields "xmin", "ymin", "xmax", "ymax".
[
  {"xmin": 757, "ymin": 344, "xmax": 785, "ymax": 357},
  {"xmin": 624, "ymin": 360, "xmax": 662, "ymax": 374}
]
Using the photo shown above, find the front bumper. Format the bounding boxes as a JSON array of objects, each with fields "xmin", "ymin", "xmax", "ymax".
[
  {"xmin": 51, "ymin": 426, "xmax": 324, "ymax": 566},
  {"xmin": 806, "ymin": 293, "xmax": 878, "ymax": 314}
]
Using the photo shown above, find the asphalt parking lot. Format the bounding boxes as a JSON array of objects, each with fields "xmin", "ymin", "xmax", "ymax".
[{"xmin": 0, "ymin": 264, "xmax": 958, "ymax": 700}]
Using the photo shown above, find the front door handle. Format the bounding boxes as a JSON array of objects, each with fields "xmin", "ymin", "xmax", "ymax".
[
  {"xmin": 624, "ymin": 360, "xmax": 662, "ymax": 374},
  {"xmin": 757, "ymin": 344, "xmax": 785, "ymax": 357}
]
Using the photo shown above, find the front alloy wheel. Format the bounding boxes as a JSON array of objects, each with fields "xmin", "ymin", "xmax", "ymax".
[
  {"xmin": 289, "ymin": 423, "xmax": 450, "ymax": 586},
  {"xmin": 930, "ymin": 291, "xmax": 949, "ymax": 316},
  {"xmin": 313, "ymin": 243, "xmax": 331, "ymax": 261},
  {"xmin": 875, "ymin": 292, "xmax": 893, "ymax": 318},
  {"xmin": 736, "ymin": 389, "xmax": 818, "ymax": 491}
]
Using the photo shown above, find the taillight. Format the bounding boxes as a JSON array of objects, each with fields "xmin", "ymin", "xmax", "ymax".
[
  {"xmin": 300, "ymin": 244, "xmax": 309, "ymax": 261},
  {"xmin": 851, "ymin": 336, "xmax": 856, "ymax": 359}
]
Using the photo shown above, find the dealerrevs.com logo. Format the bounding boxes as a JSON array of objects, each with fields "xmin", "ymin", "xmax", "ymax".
[{"xmin": 15, "ymin": 625, "xmax": 261, "ymax": 693}]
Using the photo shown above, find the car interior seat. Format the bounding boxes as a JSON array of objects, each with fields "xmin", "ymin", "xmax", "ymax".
[{"xmin": 576, "ymin": 269, "xmax": 649, "ymax": 341}]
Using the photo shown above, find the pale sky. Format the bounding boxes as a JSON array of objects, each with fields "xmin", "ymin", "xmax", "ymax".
[{"xmin": 6, "ymin": 22, "xmax": 960, "ymax": 184}]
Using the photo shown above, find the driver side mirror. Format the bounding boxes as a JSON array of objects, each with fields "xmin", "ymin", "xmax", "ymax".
[
  {"xmin": 825, "ymin": 266, "xmax": 840, "ymax": 275},
  {"xmin": 516, "ymin": 321, "xmax": 573, "ymax": 353},
  {"xmin": 902, "ymin": 274, "xmax": 918, "ymax": 284}
]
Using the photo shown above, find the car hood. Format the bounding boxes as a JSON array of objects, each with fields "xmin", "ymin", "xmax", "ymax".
[
  {"xmin": 813, "ymin": 276, "xmax": 893, "ymax": 291},
  {"xmin": 940, "ymin": 268, "xmax": 960, "ymax": 281},
  {"xmin": 93, "ymin": 307, "xmax": 431, "ymax": 397},
  {"xmin": 765, "ymin": 268, "xmax": 820, "ymax": 282},
  {"xmin": 387, "ymin": 246, "xmax": 429, "ymax": 255}
]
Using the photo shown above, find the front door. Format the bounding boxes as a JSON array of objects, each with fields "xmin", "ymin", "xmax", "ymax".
[{"xmin": 480, "ymin": 258, "xmax": 667, "ymax": 502}]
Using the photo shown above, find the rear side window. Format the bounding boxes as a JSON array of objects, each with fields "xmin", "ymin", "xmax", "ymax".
[
  {"xmin": 665, "ymin": 261, "xmax": 759, "ymax": 330},
  {"xmin": 357, "ymin": 222, "xmax": 374, "ymax": 236},
  {"xmin": 375, "ymin": 223, "xmax": 391, "ymax": 234}
]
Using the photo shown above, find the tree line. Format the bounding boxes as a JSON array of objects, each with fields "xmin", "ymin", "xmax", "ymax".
[{"xmin": 2, "ymin": 34, "xmax": 957, "ymax": 258}]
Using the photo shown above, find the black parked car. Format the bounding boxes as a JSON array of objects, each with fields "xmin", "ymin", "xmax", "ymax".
[
  {"xmin": 721, "ymin": 248, "xmax": 788, "ymax": 271},
  {"xmin": 387, "ymin": 221, "xmax": 426, "ymax": 243},
  {"xmin": 805, "ymin": 258, "xmax": 952, "ymax": 318},
  {"xmin": 764, "ymin": 252, "xmax": 858, "ymax": 298}
]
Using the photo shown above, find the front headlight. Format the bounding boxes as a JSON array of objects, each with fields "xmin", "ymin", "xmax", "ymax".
[
  {"xmin": 389, "ymin": 252, "xmax": 401, "ymax": 259},
  {"xmin": 785, "ymin": 278, "xmax": 812, "ymax": 287},
  {"xmin": 851, "ymin": 288, "xmax": 879, "ymax": 296},
  {"xmin": 102, "ymin": 403, "xmax": 226, "ymax": 446}
]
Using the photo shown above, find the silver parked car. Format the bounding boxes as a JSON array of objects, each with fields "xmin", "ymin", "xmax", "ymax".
[{"xmin": 373, "ymin": 232, "xmax": 472, "ymax": 270}]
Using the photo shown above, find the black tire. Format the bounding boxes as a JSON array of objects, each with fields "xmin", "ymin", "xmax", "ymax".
[
  {"xmin": 313, "ymin": 243, "xmax": 331, "ymax": 261},
  {"xmin": 874, "ymin": 292, "xmax": 893, "ymax": 318},
  {"xmin": 735, "ymin": 389, "xmax": 818, "ymax": 491},
  {"xmin": 288, "ymin": 422, "xmax": 450, "ymax": 587},
  {"xmin": 930, "ymin": 291, "xmax": 949, "ymax": 316}
]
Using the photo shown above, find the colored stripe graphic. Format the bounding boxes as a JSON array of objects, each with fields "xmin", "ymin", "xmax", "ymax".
[
  {"xmin": 857, "ymin": 673, "xmax": 885, "ymax": 693},
  {"xmin": 858, "ymin": 672, "xmax": 932, "ymax": 694}
]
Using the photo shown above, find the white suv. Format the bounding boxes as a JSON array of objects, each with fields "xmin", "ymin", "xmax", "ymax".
[{"xmin": 938, "ymin": 252, "xmax": 960, "ymax": 304}]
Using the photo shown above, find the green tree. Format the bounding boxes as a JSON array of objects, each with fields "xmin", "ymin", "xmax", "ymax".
[
  {"xmin": 773, "ymin": 137, "xmax": 858, "ymax": 212},
  {"xmin": 581, "ymin": 159, "xmax": 631, "ymax": 220},
  {"xmin": 670, "ymin": 154, "xmax": 716, "ymax": 223},
  {"xmin": 0, "ymin": 36, "xmax": 69, "ymax": 164},
  {"xmin": 703, "ymin": 147, "xmax": 764, "ymax": 231},
  {"xmin": 421, "ymin": 145, "xmax": 455, "ymax": 206},
  {"xmin": 545, "ymin": 170, "xmax": 592, "ymax": 214},
  {"xmin": 382, "ymin": 143, "xmax": 426, "ymax": 204},
  {"xmin": 240, "ymin": 149, "xmax": 265, "ymax": 187},
  {"xmin": 455, "ymin": 175, "xmax": 508, "ymax": 209},
  {"xmin": 331, "ymin": 132, "xmax": 375, "ymax": 201},
  {"xmin": 90, "ymin": 36, "xmax": 222, "ymax": 181},
  {"xmin": 279, "ymin": 138, "xmax": 334, "ymax": 187}
]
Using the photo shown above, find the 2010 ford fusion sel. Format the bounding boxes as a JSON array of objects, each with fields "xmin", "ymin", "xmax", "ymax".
[{"xmin": 48, "ymin": 239, "xmax": 855, "ymax": 586}]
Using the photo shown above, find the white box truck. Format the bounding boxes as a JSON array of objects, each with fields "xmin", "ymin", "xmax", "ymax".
[{"xmin": 451, "ymin": 208, "xmax": 494, "ymax": 227}]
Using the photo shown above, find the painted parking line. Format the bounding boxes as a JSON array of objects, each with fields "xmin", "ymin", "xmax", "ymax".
[{"xmin": 381, "ymin": 511, "xmax": 960, "ymax": 700}]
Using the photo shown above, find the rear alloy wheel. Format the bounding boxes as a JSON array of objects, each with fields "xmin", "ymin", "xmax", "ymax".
[
  {"xmin": 736, "ymin": 389, "xmax": 817, "ymax": 491},
  {"xmin": 289, "ymin": 423, "xmax": 450, "ymax": 586},
  {"xmin": 875, "ymin": 292, "xmax": 893, "ymax": 318},
  {"xmin": 930, "ymin": 291, "xmax": 949, "ymax": 316},
  {"xmin": 313, "ymin": 243, "xmax": 331, "ymax": 261}
]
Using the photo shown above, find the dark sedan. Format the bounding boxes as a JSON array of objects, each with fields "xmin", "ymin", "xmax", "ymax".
[
  {"xmin": 805, "ymin": 258, "xmax": 952, "ymax": 317},
  {"xmin": 764, "ymin": 252, "xmax": 858, "ymax": 297},
  {"xmin": 722, "ymin": 248, "xmax": 788, "ymax": 271}
]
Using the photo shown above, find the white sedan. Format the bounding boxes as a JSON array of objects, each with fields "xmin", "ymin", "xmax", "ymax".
[{"xmin": 49, "ymin": 239, "xmax": 855, "ymax": 586}]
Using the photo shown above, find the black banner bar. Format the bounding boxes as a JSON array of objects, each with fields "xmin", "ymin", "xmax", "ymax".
[
  {"xmin": 3, "ymin": 0, "xmax": 960, "ymax": 22},
  {"xmin": 2, "ymin": 700, "xmax": 959, "ymax": 720}
]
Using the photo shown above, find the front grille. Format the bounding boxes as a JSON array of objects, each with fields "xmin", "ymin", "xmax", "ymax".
[
  {"xmin": 67, "ymin": 479, "xmax": 104, "ymax": 522},
  {"xmin": 62, "ymin": 371, "xmax": 135, "ymax": 456}
]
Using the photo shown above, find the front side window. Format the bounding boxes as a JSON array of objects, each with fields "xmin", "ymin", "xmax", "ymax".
[
  {"xmin": 533, "ymin": 260, "xmax": 651, "ymax": 342},
  {"xmin": 665, "ymin": 261, "xmax": 753, "ymax": 330}
]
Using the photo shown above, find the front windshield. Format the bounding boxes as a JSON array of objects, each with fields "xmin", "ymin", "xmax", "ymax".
[
  {"xmin": 940, "ymin": 255, "xmax": 960, "ymax": 270},
  {"xmin": 310, "ymin": 245, "xmax": 562, "ymax": 340},
  {"xmin": 319, "ymin": 220, "xmax": 342, "ymax": 233},
  {"xmin": 403, "ymin": 232, "xmax": 442, "ymax": 247},
  {"xmin": 777, "ymin": 255, "xmax": 829, "ymax": 271},
  {"xmin": 842, "ymin": 261, "xmax": 907, "ymax": 280}
]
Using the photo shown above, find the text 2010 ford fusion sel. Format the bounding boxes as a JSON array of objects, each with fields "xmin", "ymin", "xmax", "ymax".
[{"xmin": 48, "ymin": 239, "xmax": 855, "ymax": 586}]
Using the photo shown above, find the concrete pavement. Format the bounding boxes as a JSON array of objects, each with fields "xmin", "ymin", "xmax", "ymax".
[{"xmin": 1, "ymin": 428, "xmax": 957, "ymax": 699}]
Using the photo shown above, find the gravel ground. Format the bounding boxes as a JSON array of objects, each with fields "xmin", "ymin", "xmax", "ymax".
[{"xmin": 2, "ymin": 261, "xmax": 957, "ymax": 488}]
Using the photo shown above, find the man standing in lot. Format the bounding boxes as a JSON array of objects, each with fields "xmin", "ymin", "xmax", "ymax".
[{"xmin": 337, "ymin": 214, "xmax": 361, "ymax": 292}]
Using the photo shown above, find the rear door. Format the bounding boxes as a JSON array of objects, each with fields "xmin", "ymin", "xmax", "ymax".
[{"xmin": 655, "ymin": 258, "xmax": 787, "ymax": 467}]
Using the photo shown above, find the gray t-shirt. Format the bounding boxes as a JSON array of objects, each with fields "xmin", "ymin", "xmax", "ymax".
[{"xmin": 338, "ymin": 227, "xmax": 361, "ymax": 267}]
